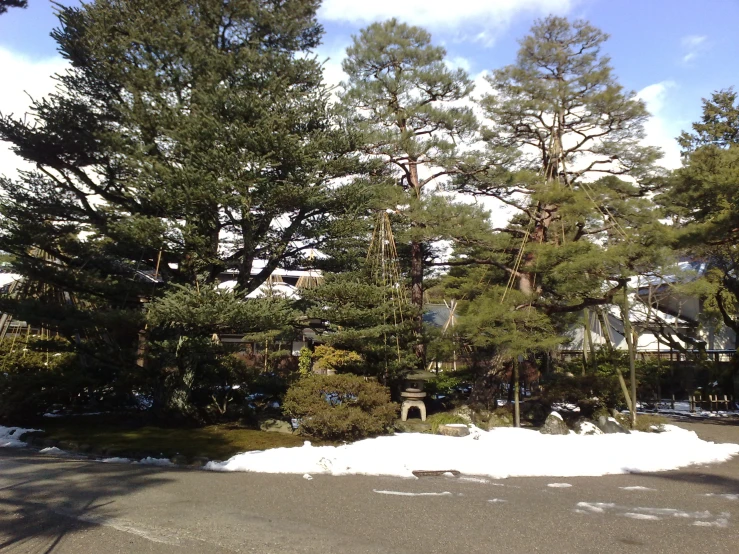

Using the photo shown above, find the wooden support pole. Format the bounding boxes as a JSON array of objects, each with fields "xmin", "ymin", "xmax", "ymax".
[{"xmin": 513, "ymin": 356, "xmax": 521, "ymax": 428}]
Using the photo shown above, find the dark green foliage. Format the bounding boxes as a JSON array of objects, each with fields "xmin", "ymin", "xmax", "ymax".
[
  {"xmin": 0, "ymin": 0, "xmax": 26, "ymax": 15},
  {"xmin": 0, "ymin": 0, "xmax": 373, "ymax": 421},
  {"xmin": 302, "ymin": 270, "xmax": 419, "ymax": 381},
  {"xmin": 282, "ymin": 374, "xmax": 398, "ymax": 440},
  {"xmin": 425, "ymin": 373, "xmax": 463, "ymax": 397},
  {"xmin": 145, "ymin": 283, "xmax": 296, "ymax": 419},
  {"xmin": 539, "ymin": 372, "xmax": 623, "ymax": 418},
  {"xmin": 661, "ymin": 89, "xmax": 739, "ymax": 335},
  {"xmin": 0, "ymin": 336, "xmax": 134, "ymax": 419}
]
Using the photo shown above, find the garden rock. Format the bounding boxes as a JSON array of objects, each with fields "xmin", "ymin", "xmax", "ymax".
[
  {"xmin": 573, "ymin": 418, "xmax": 603, "ymax": 435},
  {"xmin": 452, "ymin": 405, "xmax": 473, "ymax": 423},
  {"xmin": 171, "ymin": 454, "xmax": 189, "ymax": 465},
  {"xmin": 597, "ymin": 416, "xmax": 630, "ymax": 434},
  {"xmin": 539, "ymin": 412, "xmax": 569, "ymax": 435},
  {"xmin": 438, "ymin": 424, "xmax": 470, "ymax": 437},
  {"xmin": 260, "ymin": 419, "xmax": 294, "ymax": 434},
  {"xmin": 485, "ymin": 411, "xmax": 513, "ymax": 429}
]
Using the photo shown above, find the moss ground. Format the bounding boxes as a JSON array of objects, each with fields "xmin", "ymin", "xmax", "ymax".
[{"xmin": 24, "ymin": 417, "xmax": 308, "ymax": 462}]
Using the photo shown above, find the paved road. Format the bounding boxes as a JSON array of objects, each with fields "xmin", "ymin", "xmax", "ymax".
[{"xmin": 1, "ymin": 418, "xmax": 738, "ymax": 553}]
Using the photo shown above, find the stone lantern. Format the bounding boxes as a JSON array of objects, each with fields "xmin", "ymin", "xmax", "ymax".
[{"xmin": 400, "ymin": 373, "xmax": 430, "ymax": 421}]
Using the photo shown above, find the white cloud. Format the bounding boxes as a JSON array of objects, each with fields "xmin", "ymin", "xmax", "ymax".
[
  {"xmin": 316, "ymin": 42, "xmax": 350, "ymax": 88},
  {"xmin": 0, "ymin": 47, "xmax": 67, "ymax": 180},
  {"xmin": 636, "ymin": 81, "xmax": 682, "ymax": 169},
  {"xmin": 681, "ymin": 35, "xmax": 706, "ymax": 48},
  {"xmin": 680, "ymin": 34, "xmax": 709, "ymax": 65},
  {"xmin": 319, "ymin": 0, "xmax": 579, "ymax": 43},
  {"xmin": 446, "ymin": 56, "xmax": 472, "ymax": 73}
]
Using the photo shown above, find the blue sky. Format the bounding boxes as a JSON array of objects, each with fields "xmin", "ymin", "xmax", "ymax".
[{"xmin": 1, "ymin": 0, "xmax": 738, "ymax": 173}]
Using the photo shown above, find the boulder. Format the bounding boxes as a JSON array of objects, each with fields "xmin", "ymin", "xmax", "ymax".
[
  {"xmin": 573, "ymin": 418, "xmax": 603, "ymax": 436},
  {"xmin": 437, "ymin": 424, "xmax": 470, "ymax": 437},
  {"xmin": 170, "ymin": 454, "xmax": 189, "ymax": 466},
  {"xmin": 539, "ymin": 412, "xmax": 569, "ymax": 435},
  {"xmin": 485, "ymin": 411, "xmax": 514, "ymax": 429},
  {"xmin": 596, "ymin": 416, "xmax": 630, "ymax": 434},
  {"xmin": 452, "ymin": 405, "xmax": 473, "ymax": 423},
  {"xmin": 260, "ymin": 419, "xmax": 294, "ymax": 434}
]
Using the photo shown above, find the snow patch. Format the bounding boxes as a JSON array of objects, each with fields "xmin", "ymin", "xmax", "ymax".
[
  {"xmin": 373, "ymin": 490, "xmax": 452, "ymax": 497},
  {"xmin": 577, "ymin": 502, "xmax": 616, "ymax": 513},
  {"xmin": 0, "ymin": 426, "xmax": 39, "ymax": 448},
  {"xmin": 704, "ymin": 493, "xmax": 738, "ymax": 501},
  {"xmin": 550, "ymin": 411, "xmax": 564, "ymax": 420},
  {"xmin": 205, "ymin": 425, "xmax": 739, "ymax": 479},
  {"xmin": 693, "ymin": 517, "xmax": 729, "ymax": 528},
  {"xmin": 623, "ymin": 512, "xmax": 660, "ymax": 521},
  {"xmin": 39, "ymin": 447, "xmax": 65, "ymax": 455},
  {"xmin": 620, "ymin": 486, "xmax": 656, "ymax": 491},
  {"xmin": 303, "ymin": 473, "xmax": 313, "ymax": 480},
  {"xmin": 487, "ymin": 498, "xmax": 507, "ymax": 503},
  {"xmin": 101, "ymin": 457, "xmax": 132, "ymax": 464},
  {"xmin": 135, "ymin": 457, "xmax": 174, "ymax": 467},
  {"xmin": 547, "ymin": 483, "xmax": 573, "ymax": 488}
]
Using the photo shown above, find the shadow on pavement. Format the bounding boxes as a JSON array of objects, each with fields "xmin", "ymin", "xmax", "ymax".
[
  {"xmin": 0, "ymin": 450, "xmax": 174, "ymax": 553},
  {"xmin": 646, "ymin": 470, "xmax": 739, "ymax": 493}
]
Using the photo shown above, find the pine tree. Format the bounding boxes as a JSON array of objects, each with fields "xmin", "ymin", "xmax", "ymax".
[
  {"xmin": 662, "ymin": 88, "xmax": 739, "ymax": 334},
  {"xmin": 0, "ymin": 0, "xmax": 369, "ymax": 297},
  {"xmin": 455, "ymin": 16, "xmax": 666, "ymax": 316},
  {"xmin": 339, "ymin": 19, "xmax": 478, "ymax": 364},
  {"xmin": 0, "ymin": 0, "xmax": 372, "ymax": 416}
]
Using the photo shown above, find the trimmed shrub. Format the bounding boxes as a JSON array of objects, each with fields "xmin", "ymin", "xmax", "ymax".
[
  {"xmin": 312, "ymin": 345, "xmax": 362, "ymax": 374},
  {"xmin": 283, "ymin": 374, "xmax": 398, "ymax": 440}
]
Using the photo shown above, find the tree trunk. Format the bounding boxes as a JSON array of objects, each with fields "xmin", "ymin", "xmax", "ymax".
[
  {"xmin": 408, "ymin": 161, "xmax": 426, "ymax": 366},
  {"xmin": 410, "ymin": 239, "xmax": 425, "ymax": 364},
  {"xmin": 621, "ymin": 287, "xmax": 637, "ymax": 426}
]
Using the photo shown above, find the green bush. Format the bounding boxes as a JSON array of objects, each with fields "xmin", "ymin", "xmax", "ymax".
[
  {"xmin": 282, "ymin": 374, "xmax": 398, "ymax": 440},
  {"xmin": 540, "ymin": 372, "xmax": 624, "ymax": 417},
  {"xmin": 0, "ymin": 336, "xmax": 131, "ymax": 419},
  {"xmin": 426, "ymin": 373, "xmax": 464, "ymax": 397}
]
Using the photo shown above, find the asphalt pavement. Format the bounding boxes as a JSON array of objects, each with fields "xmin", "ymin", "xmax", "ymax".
[{"xmin": 0, "ymin": 418, "xmax": 737, "ymax": 553}]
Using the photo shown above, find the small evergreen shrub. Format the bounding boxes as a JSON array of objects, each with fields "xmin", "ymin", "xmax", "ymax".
[
  {"xmin": 298, "ymin": 347, "xmax": 313, "ymax": 375},
  {"xmin": 426, "ymin": 373, "xmax": 463, "ymax": 397},
  {"xmin": 282, "ymin": 374, "xmax": 398, "ymax": 440},
  {"xmin": 312, "ymin": 345, "xmax": 363, "ymax": 374}
]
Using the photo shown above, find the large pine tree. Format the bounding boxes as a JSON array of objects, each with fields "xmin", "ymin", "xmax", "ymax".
[
  {"xmin": 0, "ymin": 0, "xmax": 371, "ymax": 416},
  {"xmin": 455, "ymin": 16, "xmax": 666, "ymax": 316},
  {"xmin": 0, "ymin": 0, "xmax": 368, "ymax": 299},
  {"xmin": 339, "ymin": 19, "xmax": 479, "ymax": 364}
]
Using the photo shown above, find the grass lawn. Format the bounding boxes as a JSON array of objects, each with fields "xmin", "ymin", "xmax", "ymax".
[{"xmin": 27, "ymin": 418, "xmax": 308, "ymax": 462}]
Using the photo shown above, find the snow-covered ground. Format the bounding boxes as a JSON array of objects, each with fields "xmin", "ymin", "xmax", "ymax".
[
  {"xmin": 206, "ymin": 425, "xmax": 739, "ymax": 479},
  {"xmin": 638, "ymin": 400, "xmax": 739, "ymax": 420}
]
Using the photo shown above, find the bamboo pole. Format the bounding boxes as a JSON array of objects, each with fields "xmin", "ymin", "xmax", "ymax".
[
  {"xmin": 622, "ymin": 287, "xmax": 637, "ymax": 426},
  {"xmin": 513, "ymin": 356, "xmax": 521, "ymax": 428}
]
